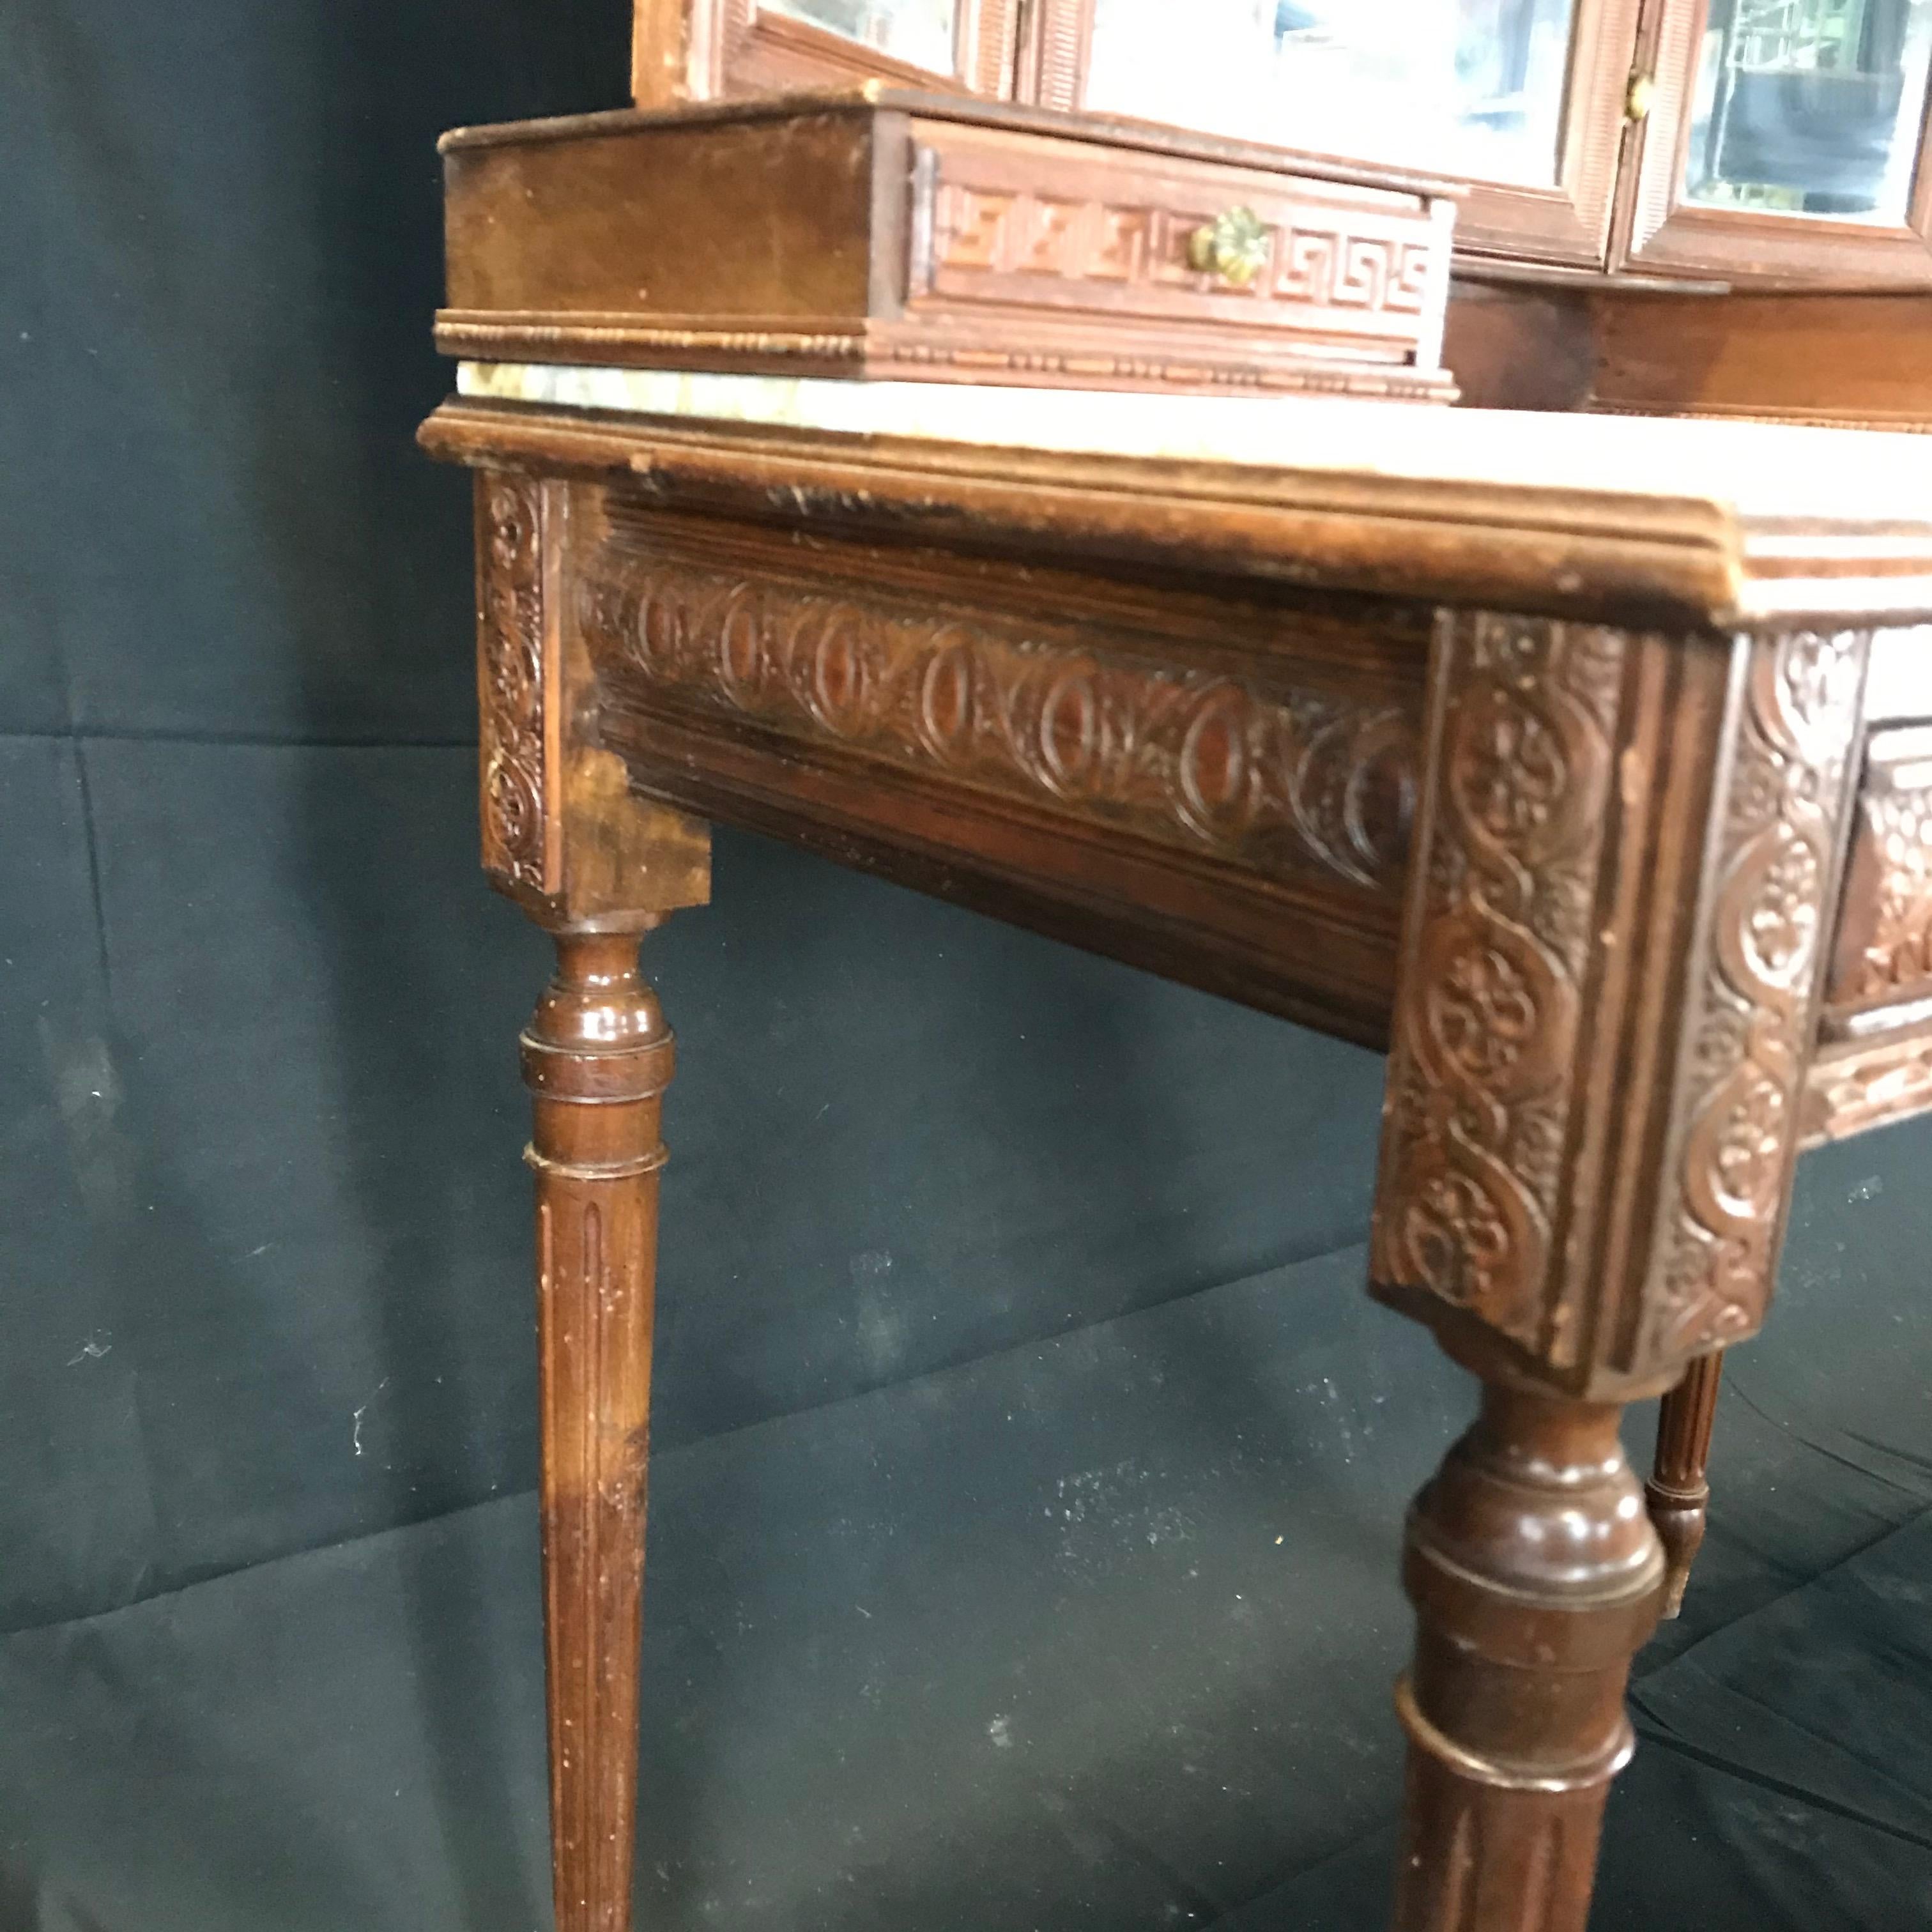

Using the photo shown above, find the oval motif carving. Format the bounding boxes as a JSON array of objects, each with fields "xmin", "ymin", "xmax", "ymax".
[
  {"xmin": 634, "ymin": 585, "xmax": 687, "ymax": 673},
  {"xmin": 1036, "ymin": 668, "xmax": 1101, "ymax": 793},
  {"xmin": 806, "ymin": 604, "xmax": 871, "ymax": 735},
  {"xmin": 716, "ymin": 585, "xmax": 767, "ymax": 700},
  {"xmin": 1177, "ymin": 687, "xmax": 1254, "ymax": 836},
  {"xmin": 1429, "ymin": 944, "xmax": 1542, "ymax": 1086},
  {"xmin": 1344, "ymin": 716, "xmax": 1418, "ymax": 884},
  {"xmin": 1745, "ymin": 825, "xmax": 1821, "ymax": 988},
  {"xmin": 574, "ymin": 546, "xmax": 1422, "ymax": 897},
  {"xmin": 1763, "ymin": 628, "xmax": 1866, "ymax": 758},
  {"xmin": 916, "ymin": 633, "xmax": 977, "ymax": 763}
]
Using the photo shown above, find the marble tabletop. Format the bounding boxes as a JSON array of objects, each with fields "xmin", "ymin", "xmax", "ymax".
[{"xmin": 459, "ymin": 360, "xmax": 1932, "ymax": 530}]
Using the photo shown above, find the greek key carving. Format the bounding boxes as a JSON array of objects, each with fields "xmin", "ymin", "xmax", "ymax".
[
  {"xmin": 1650, "ymin": 632, "xmax": 1867, "ymax": 1359},
  {"xmin": 578, "ymin": 553, "xmax": 1418, "ymax": 897},
  {"xmin": 477, "ymin": 475, "xmax": 558, "ymax": 894},
  {"xmin": 926, "ymin": 175, "xmax": 1432, "ymax": 318},
  {"xmin": 1371, "ymin": 613, "xmax": 1625, "ymax": 1356}
]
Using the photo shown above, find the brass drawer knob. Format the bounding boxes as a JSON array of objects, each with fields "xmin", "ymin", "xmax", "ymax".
[{"xmin": 1187, "ymin": 206, "xmax": 1270, "ymax": 288}]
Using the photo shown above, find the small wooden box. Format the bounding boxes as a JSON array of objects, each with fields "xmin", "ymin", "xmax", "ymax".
[{"xmin": 438, "ymin": 91, "xmax": 1461, "ymax": 401}]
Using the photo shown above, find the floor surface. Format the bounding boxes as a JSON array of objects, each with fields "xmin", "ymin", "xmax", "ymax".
[{"xmin": 7, "ymin": 1130, "xmax": 1932, "ymax": 1930}]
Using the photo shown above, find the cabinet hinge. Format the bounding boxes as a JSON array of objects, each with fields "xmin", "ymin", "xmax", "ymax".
[{"xmin": 1625, "ymin": 70, "xmax": 1656, "ymax": 123}]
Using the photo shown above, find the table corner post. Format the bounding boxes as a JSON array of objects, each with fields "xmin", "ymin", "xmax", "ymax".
[
  {"xmin": 473, "ymin": 464, "xmax": 712, "ymax": 1931},
  {"xmin": 1368, "ymin": 615, "xmax": 1868, "ymax": 1931}
]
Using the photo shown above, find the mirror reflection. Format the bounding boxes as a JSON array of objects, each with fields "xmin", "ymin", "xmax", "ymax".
[
  {"xmin": 1084, "ymin": 0, "xmax": 1581, "ymax": 187},
  {"xmin": 1683, "ymin": 0, "xmax": 1932, "ymax": 219},
  {"xmin": 763, "ymin": 0, "xmax": 957, "ymax": 75}
]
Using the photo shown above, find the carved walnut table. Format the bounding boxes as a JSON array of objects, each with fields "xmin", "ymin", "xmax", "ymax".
[{"xmin": 421, "ymin": 368, "xmax": 1932, "ymax": 1932}]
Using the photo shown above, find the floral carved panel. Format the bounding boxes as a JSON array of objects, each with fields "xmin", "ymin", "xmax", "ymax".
[
  {"xmin": 1370, "ymin": 613, "xmax": 1626, "ymax": 1361},
  {"xmin": 1374, "ymin": 617, "xmax": 1869, "ymax": 1388},
  {"xmin": 476, "ymin": 475, "xmax": 561, "ymax": 896},
  {"xmin": 1645, "ymin": 631, "xmax": 1867, "ymax": 1363},
  {"xmin": 577, "ymin": 550, "xmax": 1420, "ymax": 900}
]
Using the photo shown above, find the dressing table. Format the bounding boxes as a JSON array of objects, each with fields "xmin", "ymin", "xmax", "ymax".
[
  {"xmin": 424, "ymin": 366, "xmax": 1932, "ymax": 1930},
  {"xmin": 422, "ymin": 4, "xmax": 1932, "ymax": 1926}
]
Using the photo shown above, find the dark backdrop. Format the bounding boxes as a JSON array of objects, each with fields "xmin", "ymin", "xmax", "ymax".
[
  {"xmin": 1, "ymin": 0, "xmax": 1388, "ymax": 1636},
  {"xmin": 4, "ymin": 5, "xmax": 1932, "ymax": 1929}
]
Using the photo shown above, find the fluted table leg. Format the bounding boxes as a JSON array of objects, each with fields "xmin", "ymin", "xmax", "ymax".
[
  {"xmin": 1392, "ymin": 1374, "xmax": 1665, "ymax": 1932},
  {"xmin": 524, "ymin": 923, "xmax": 676, "ymax": 1932},
  {"xmin": 1368, "ymin": 620, "xmax": 1867, "ymax": 1930},
  {"xmin": 1648, "ymin": 1350, "xmax": 1724, "ymax": 1619}
]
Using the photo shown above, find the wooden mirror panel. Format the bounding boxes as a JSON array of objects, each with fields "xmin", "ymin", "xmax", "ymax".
[
  {"xmin": 634, "ymin": 0, "xmax": 1018, "ymax": 105},
  {"xmin": 1030, "ymin": 0, "xmax": 1646, "ymax": 267},
  {"xmin": 1618, "ymin": 0, "xmax": 1932, "ymax": 284}
]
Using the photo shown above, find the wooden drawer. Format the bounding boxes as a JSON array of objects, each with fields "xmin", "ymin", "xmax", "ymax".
[
  {"xmin": 1807, "ymin": 670, "xmax": 1932, "ymax": 1147},
  {"xmin": 1825, "ymin": 719, "xmax": 1932, "ymax": 1023},
  {"xmin": 910, "ymin": 122, "xmax": 1448, "ymax": 355},
  {"xmin": 438, "ymin": 91, "xmax": 1460, "ymax": 401}
]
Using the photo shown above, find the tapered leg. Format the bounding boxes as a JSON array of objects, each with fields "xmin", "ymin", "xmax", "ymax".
[
  {"xmin": 525, "ymin": 924, "xmax": 675, "ymax": 1932},
  {"xmin": 1647, "ymin": 1350, "xmax": 1724, "ymax": 1620},
  {"xmin": 1392, "ymin": 1371, "xmax": 1666, "ymax": 1932}
]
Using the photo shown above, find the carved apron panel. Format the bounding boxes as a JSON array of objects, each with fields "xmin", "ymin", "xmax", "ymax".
[{"xmin": 578, "ymin": 549, "xmax": 1419, "ymax": 900}]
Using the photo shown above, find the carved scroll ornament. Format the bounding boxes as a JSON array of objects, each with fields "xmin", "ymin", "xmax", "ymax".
[
  {"xmin": 1372, "ymin": 612, "xmax": 1625, "ymax": 1360},
  {"xmin": 1374, "ymin": 618, "xmax": 1867, "ymax": 1386},
  {"xmin": 1650, "ymin": 632, "xmax": 1866, "ymax": 1360},
  {"xmin": 477, "ymin": 475, "xmax": 560, "ymax": 894}
]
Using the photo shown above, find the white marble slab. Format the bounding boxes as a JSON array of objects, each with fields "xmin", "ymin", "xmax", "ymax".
[{"xmin": 457, "ymin": 360, "xmax": 1932, "ymax": 529}]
